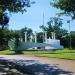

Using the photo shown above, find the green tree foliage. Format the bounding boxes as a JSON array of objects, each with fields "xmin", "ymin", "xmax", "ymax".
[
  {"xmin": 0, "ymin": 0, "xmax": 32, "ymax": 50},
  {"xmin": 0, "ymin": 13, "xmax": 9, "ymax": 50},
  {"xmin": 37, "ymin": 32, "xmax": 43, "ymax": 43},
  {"xmin": 61, "ymin": 31, "xmax": 75, "ymax": 48},
  {"xmin": 71, "ymin": 32, "xmax": 75, "ymax": 48},
  {"xmin": 40, "ymin": 17, "xmax": 68, "ymax": 39},
  {"xmin": 14, "ymin": 32, "xmax": 20, "ymax": 48},
  {"xmin": 0, "ymin": 28, "xmax": 11, "ymax": 50},
  {"xmin": 0, "ymin": 0, "xmax": 30, "ymax": 13},
  {"xmin": 0, "ymin": 13, "xmax": 9, "ymax": 30},
  {"xmin": 8, "ymin": 27, "xmax": 32, "ymax": 49},
  {"xmin": 0, "ymin": 27, "xmax": 33, "ymax": 50},
  {"xmin": 20, "ymin": 27, "xmax": 33, "ymax": 41},
  {"xmin": 51, "ymin": 0, "xmax": 75, "ymax": 19},
  {"xmin": 0, "ymin": 0, "xmax": 31, "ymax": 29}
]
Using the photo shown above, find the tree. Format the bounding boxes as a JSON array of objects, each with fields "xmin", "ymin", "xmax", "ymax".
[
  {"xmin": 71, "ymin": 31, "xmax": 75, "ymax": 48},
  {"xmin": 0, "ymin": 13, "xmax": 9, "ymax": 30},
  {"xmin": 37, "ymin": 32, "xmax": 43, "ymax": 43},
  {"xmin": 0, "ymin": 0, "xmax": 30, "ymax": 13},
  {"xmin": 51, "ymin": 0, "xmax": 75, "ymax": 19},
  {"xmin": 51, "ymin": 0, "xmax": 75, "ymax": 49},
  {"xmin": 0, "ymin": 28, "xmax": 11, "ymax": 50},
  {"xmin": 0, "ymin": 0, "xmax": 32, "ymax": 29},
  {"xmin": 40, "ymin": 17, "xmax": 68, "ymax": 39},
  {"xmin": 14, "ymin": 32, "xmax": 20, "ymax": 48},
  {"xmin": 0, "ymin": 13, "xmax": 9, "ymax": 50},
  {"xmin": 61, "ymin": 31, "xmax": 75, "ymax": 49},
  {"xmin": 0, "ymin": 0, "xmax": 32, "ymax": 50},
  {"xmin": 20, "ymin": 27, "xmax": 33, "ymax": 41},
  {"xmin": 9, "ymin": 27, "xmax": 32, "ymax": 49}
]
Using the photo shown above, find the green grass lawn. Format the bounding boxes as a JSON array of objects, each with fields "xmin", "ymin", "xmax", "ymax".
[
  {"xmin": 0, "ymin": 49, "xmax": 75, "ymax": 60},
  {"xmin": 0, "ymin": 50, "xmax": 15, "ymax": 55},
  {"xmin": 24, "ymin": 49, "xmax": 75, "ymax": 60},
  {"xmin": 23, "ymin": 48, "xmax": 75, "ymax": 54},
  {"xmin": 54, "ymin": 48, "xmax": 75, "ymax": 53},
  {"xmin": 35, "ymin": 53, "xmax": 75, "ymax": 60}
]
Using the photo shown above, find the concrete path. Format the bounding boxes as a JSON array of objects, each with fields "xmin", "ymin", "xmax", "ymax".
[{"xmin": 0, "ymin": 55, "xmax": 75, "ymax": 75}]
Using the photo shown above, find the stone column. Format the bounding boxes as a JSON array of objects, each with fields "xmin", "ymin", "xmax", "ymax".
[
  {"xmin": 45, "ymin": 31, "xmax": 47, "ymax": 42},
  {"xmin": 20, "ymin": 37, "xmax": 23, "ymax": 42},
  {"xmin": 54, "ymin": 32, "xmax": 56, "ymax": 39},
  {"xmin": 25, "ymin": 32, "xmax": 27, "ymax": 42},
  {"xmin": 43, "ymin": 32, "xmax": 45, "ymax": 43},
  {"xmin": 35, "ymin": 32, "xmax": 37, "ymax": 43},
  {"xmin": 35, "ymin": 32, "xmax": 37, "ymax": 49},
  {"xmin": 30, "ymin": 35, "xmax": 33, "ymax": 42},
  {"xmin": 51, "ymin": 32, "xmax": 54, "ymax": 39}
]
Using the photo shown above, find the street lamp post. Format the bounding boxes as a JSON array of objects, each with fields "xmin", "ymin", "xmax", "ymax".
[{"xmin": 67, "ymin": 20, "xmax": 72, "ymax": 49}]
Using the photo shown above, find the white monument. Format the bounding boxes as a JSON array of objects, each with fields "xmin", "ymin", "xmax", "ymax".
[
  {"xmin": 8, "ymin": 12, "xmax": 64, "ymax": 50},
  {"xmin": 8, "ymin": 31, "xmax": 64, "ymax": 50}
]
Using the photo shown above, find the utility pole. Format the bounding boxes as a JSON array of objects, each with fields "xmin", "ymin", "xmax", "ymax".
[{"xmin": 42, "ymin": 12, "xmax": 45, "ymax": 50}]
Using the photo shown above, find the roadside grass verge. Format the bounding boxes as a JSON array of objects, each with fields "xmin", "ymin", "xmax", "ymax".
[
  {"xmin": 0, "ymin": 49, "xmax": 75, "ymax": 60},
  {"xmin": 35, "ymin": 53, "xmax": 75, "ymax": 60},
  {"xmin": 0, "ymin": 50, "xmax": 15, "ymax": 55},
  {"xmin": 0, "ymin": 49, "xmax": 75, "ymax": 55},
  {"xmin": 54, "ymin": 48, "xmax": 75, "ymax": 53},
  {"xmin": 23, "ymin": 49, "xmax": 75, "ymax": 60}
]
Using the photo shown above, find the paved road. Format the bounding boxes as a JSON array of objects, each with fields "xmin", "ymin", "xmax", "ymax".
[{"xmin": 0, "ymin": 54, "xmax": 75, "ymax": 75}]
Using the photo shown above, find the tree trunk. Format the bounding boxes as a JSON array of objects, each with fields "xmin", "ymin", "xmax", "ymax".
[{"xmin": 0, "ymin": 25, "xmax": 4, "ymax": 50}]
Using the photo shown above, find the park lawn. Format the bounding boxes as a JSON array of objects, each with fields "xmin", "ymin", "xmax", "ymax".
[
  {"xmin": 0, "ymin": 50, "xmax": 15, "ymax": 55},
  {"xmin": 23, "ymin": 49, "xmax": 75, "ymax": 54},
  {"xmin": 0, "ymin": 49, "xmax": 75, "ymax": 60},
  {"xmin": 23, "ymin": 50, "xmax": 38, "ymax": 54},
  {"xmin": 23, "ymin": 49, "xmax": 75, "ymax": 60},
  {"xmin": 0, "ymin": 48, "xmax": 75, "ymax": 55},
  {"xmin": 35, "ymin": 53, "xmax": 75, "ymax": 60},
  {"xmin": 23, "ymin": 48, "xmax": 75, "ymax": 54},
  {"xmin": 54, "ymin": 48, "xmax": 75, "ymax": 53},
  {"xmin": 0, "ymin": 50, "xmax": 38, "ymax": 55}
]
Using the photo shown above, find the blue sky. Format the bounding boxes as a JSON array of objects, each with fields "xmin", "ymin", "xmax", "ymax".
[{"xmin": 9, "ymin": 0, "xmax": 75, "ymax": 32}]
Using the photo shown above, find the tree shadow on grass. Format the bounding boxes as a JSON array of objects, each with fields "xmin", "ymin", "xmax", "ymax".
[{"xmin": 3, "ymin": 50, "xmax": 24, "ymax": 55}]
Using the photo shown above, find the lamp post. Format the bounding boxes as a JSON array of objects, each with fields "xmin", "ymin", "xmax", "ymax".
[{"xmin": 67, "ymin": 20, "xmax": 72, "ymax": 49}]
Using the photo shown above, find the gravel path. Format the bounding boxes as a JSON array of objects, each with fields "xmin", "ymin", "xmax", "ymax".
[{"xmin": 0, "ymin": 54, "xmax": 75, "ymax": 75}]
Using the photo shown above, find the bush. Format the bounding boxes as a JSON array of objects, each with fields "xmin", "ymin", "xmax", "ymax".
[{"xmin": 14, "ymin": 50, "xmax": 23, "ymax": 54}]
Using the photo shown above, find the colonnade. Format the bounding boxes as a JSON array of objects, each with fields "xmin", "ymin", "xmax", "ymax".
[{"xmin": 23, "ymin": 32, "xmax": 56, "ymax": 43}]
